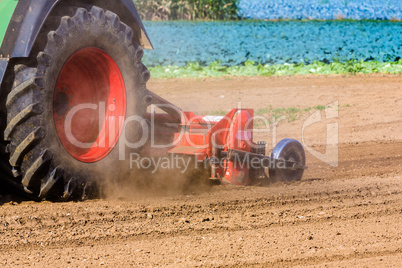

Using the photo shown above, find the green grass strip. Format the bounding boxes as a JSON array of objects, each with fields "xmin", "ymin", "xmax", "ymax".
[
  {"xmin": 203, "ymin": 103, "xmax": 352, "ymax": 127},
  {"xmin": 149, "ymin": 60, "xmax": 402, "ymax": 78}
]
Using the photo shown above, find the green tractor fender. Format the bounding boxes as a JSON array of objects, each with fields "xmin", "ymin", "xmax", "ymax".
[{"xmin": 0, "ymin": 0, "xmax": 153, "ymax": 86}]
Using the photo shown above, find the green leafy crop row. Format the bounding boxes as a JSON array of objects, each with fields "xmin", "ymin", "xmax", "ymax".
[
  {"xmin": 133, "ymin": 0, "xmax": 239, "ymax": 20},
  {"xmin": 149, "ymin": 60, "xmax": 402, "ymax": 78}
]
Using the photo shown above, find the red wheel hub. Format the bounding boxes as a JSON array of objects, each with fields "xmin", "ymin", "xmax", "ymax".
[{"xmin": 54, "ymin": 48, "xmax": 126, "ymax": 163}]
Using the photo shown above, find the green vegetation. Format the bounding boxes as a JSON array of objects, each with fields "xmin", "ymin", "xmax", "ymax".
[
  {"xmin": 149, "ymin": 60, "xmax": 402, "ymax": 78},
  {"xmin": 203, "ymin": 104, "xmax": 351, "ymax": 127},
  {"xmin": 133, "ymin": 0, "xmax": 239, "ymax": 20},
  {"xmin": 257, "ymin": 107, "xmax": 303, "ymax": 123},
  {"xmin": 254, "ymin": 105, "xmax": 328, "ymax": 125}
]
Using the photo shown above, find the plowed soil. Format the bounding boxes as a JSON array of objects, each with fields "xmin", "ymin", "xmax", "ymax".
[{"xmin": 1, "ymin": 75, "xmax": 401, "ymax": 267}]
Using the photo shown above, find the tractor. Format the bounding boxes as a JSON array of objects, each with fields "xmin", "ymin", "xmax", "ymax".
[{"xmin": 0, "ymin": 0, "xmax": 306, "ymax": 201}]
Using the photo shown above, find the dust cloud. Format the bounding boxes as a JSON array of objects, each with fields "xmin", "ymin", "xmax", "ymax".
[{"xmin": 97, "ymin": 156, "xmax": 214, "ymax": 201}]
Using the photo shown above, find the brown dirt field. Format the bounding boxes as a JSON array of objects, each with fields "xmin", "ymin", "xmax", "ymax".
[{"xmin": 1, "ymin": 75, "xmax": 401, "ymax": 267}]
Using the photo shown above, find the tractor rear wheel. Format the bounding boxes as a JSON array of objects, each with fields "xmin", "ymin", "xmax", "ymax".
[{"xmin": 2, "ymin": 6, "xmax": 150, "ymax": 200}]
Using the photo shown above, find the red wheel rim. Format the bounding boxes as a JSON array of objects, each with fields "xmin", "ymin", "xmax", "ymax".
[{"xmin": 54, "ymin": 48, "xmax": 126, "ymax": 163}]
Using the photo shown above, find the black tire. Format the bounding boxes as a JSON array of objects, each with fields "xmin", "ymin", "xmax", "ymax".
[
  {"xmin": 2, "ymin": 6, "xmax": 150, "ymax": 200},
  {"xmin": 268, "ymin": 139, "xmax": 306, "ymax": 182}
]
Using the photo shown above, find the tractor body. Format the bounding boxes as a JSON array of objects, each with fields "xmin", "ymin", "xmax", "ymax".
[
  {"xmin": 0, "ymin": 0, "xmax": 306, "ymax": 200},
  {"xmin": 0, "ymin": 0, "xmax": 152, "ymax": 85}
]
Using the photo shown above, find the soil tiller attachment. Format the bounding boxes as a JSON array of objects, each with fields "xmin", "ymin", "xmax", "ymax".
[{"xmin": 144, "ymin": 91, "xmax": 307, "ymax": 184}]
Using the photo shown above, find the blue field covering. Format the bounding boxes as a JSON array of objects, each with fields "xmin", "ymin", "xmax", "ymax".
[
  {"xmin": 143, "ymin": 21, "xmax": 402, "ymax": 67},
  {"xmin": 238, "ymin": 0, "xmax": 402, "ymax": 20}
]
